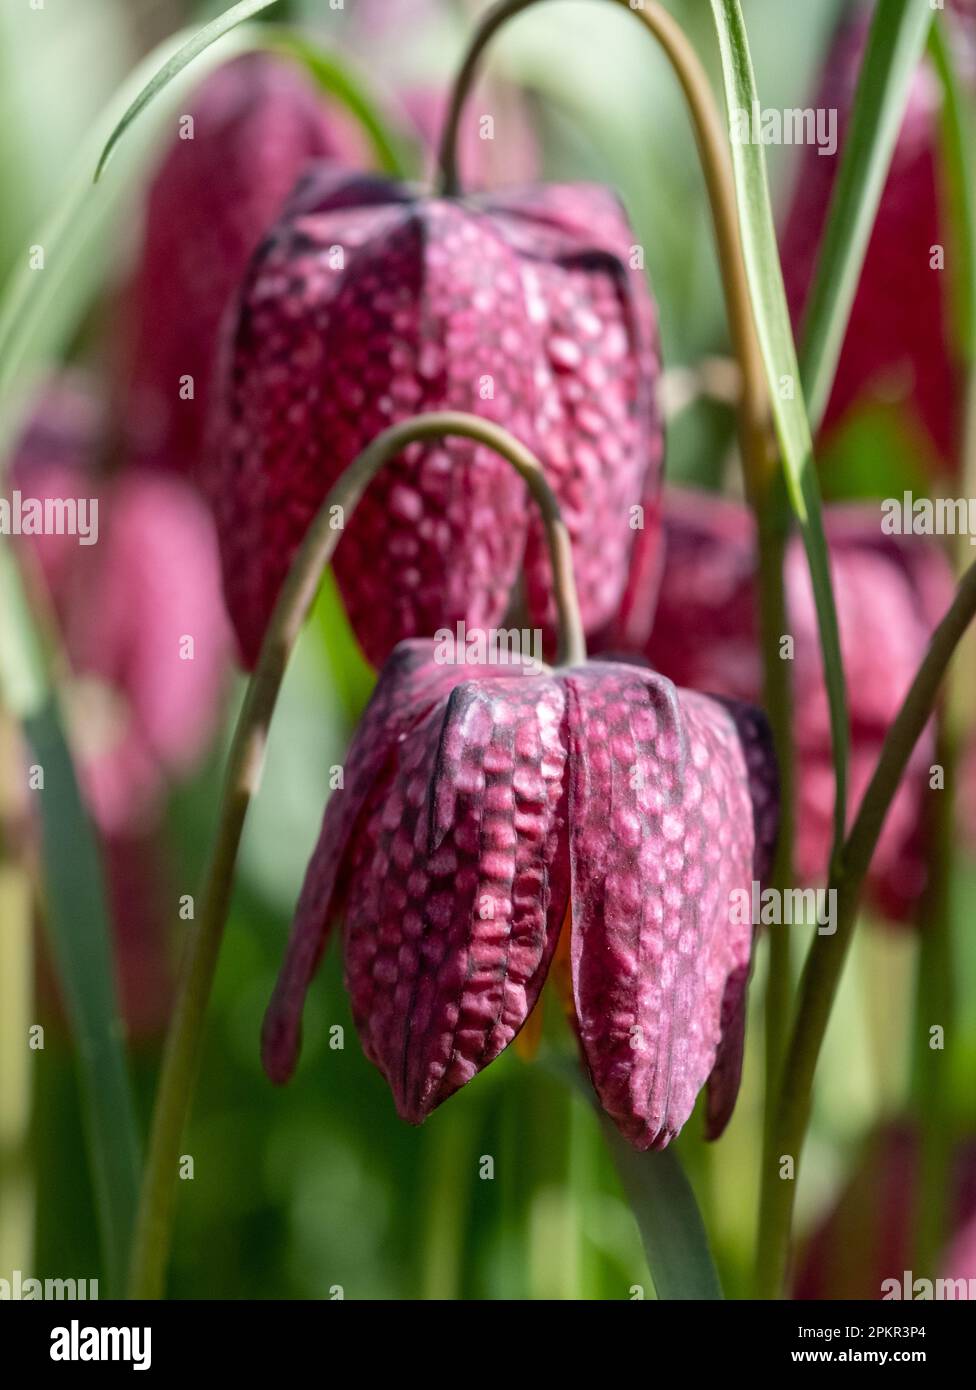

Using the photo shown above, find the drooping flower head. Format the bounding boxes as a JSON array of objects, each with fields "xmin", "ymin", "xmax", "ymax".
[
  {"xmin": 209, "ymin": 170, "xmax": 662, "ymax": 669},
  {"xmin": 613, "ymin": 487, "xmax": 954, "ymax": 922},
  {"xmin": 122, "ymin": 53, "xmax": 364, "ymax": 476},
  {"xmin": 782, "ymin": 1, "xmax": 976, "ymax": 471},
  {"xmin": 262, "ymin": 641, "xmax": 777, "ymax": 1149}
]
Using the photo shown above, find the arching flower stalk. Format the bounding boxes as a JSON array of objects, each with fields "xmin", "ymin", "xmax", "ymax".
[{"xmin": 128, "ymin": 413, "xmax": 778, "ymax": 1299}]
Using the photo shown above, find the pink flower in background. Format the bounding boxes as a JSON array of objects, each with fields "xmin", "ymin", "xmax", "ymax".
[
  {"xmin": 262, "ymin": 639, "xmax": 777, "ymax": 1148},
  {"xmin": 794, "ymin": 1125, "xmax": 976, "ymax": 1299},
  {"xmin": 122, "ymin": 53, "xmax": 365, "ymax": 477},
  {"xmin": 11, "ymin": 378, "xmax": 232, "ymax": 1039},
  {"xmin": 13, "ymin": 379, "xmax": 232, "ymax": 834},
  {"xmin": 781, "ymin": 2, "xmax": 976, "ymax": 471},
  {"xmin": 210, "ymin": 168, "xmax": 662, "ymax": 669},
  {"xmin": 609, "ymin": 488, "xmax": 954, "ymax": 922},
  {"xmin": 400, "ymin": 84, "xmax": 539, "ymax": 189}
]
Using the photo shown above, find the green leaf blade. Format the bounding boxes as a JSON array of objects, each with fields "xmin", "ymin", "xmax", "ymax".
[
  {"xmin": 93, "ymin": 0, "xmax": 279, "ymax": 183},
  {"xmin": 798, "ymin": 0, "xmax": 934, "ymax": 428},
  {"xmin": 24, "ymin": 701, "xmax": 141, "ymax": 1299},
  {"xmin": 600, "ymin": 1119, "xmax": 724, "ymax": 1300},
  {"xmin": 710, "ymin": 0, "xmax": 849, "ymax": 860}
]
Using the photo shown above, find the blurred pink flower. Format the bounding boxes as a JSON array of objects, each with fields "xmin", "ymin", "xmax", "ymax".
[
  {"xmin": 400, "ymin": 84, "xmax": 539, "ymax": 189},
  {"xmin": 121, "ymin": 53, "xmax": 365, "ymax": 477},
  {"xmin": 781, "ymin": 2, "xmax": 976, "ymax": 471},
  {"xmin": 12, "ymin": 378, "xmax": 232, "ymax": 834},
  {"xmin": 794, "ymin": 1124, "xmax": 976, "ymax": 1299},
  {"xmin": 607, "ymin": 487, "xmax": 954, "ymax": 922}
]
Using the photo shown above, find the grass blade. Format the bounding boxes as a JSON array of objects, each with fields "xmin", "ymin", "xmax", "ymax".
[
  {"xmin": 929, "ymin": 16, "xmax": 976, "ymax": 368},
  {"xmin": 599, "ymin": 1120, "xmax": 724, "ymax": 1300},
  {"xmin": 798, "ymin": 0, "xmax": 934, "ymax": 428},
  {"xmin": 0, "ymin": 546, "xmax": 140, "ymax": 1297},
  {"xmin": 94, "ymin": 1, "xmax": 411, "ymax": 184},
  {"xmin": 709, "ymin": 0, "xmax": 848, "ymax": 860},
  {"xmin": 94, "ymin": 0, "xmax": 279, "ymax": 182}
]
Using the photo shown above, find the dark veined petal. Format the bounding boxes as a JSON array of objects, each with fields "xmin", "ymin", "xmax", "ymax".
[
  {"xmin": 702, "ymin": 697, "xmax": 779, "ymax": 1139},
  {"xmin": 211, "ymin": 174, "xmax": 535, "ymax": 669},
  {"xmin": 632, "ymin": 487, "xmax": 952, "ymax": 923},
  {"xmin": 211, "ymin": 177, "xmax": 662, "ymax": 670},
  {"xmin": 564, "ymin": 662, "xmax": 776, "ymax": 1150},
  {"xmin": 342, "ymin": 673, "xmax": 570, "ymax": 1121},
  {"xmin": 261, "ymin": 639, "xmax": 479, "ymax": 1082}
]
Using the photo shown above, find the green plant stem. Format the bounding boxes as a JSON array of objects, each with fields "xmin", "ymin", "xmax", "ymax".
[
  {"xmin": 910, "ymin": 721, "xmax": 955, "ymax": 1279},
  {"xmin": 127, "ymin": 413, "xmax": 585, "ymax": 1299},
  {"xmin": 754, "ymin": 559, "xmax": 976, "ymax": 1298},
  {"xmin": 0, "ymin": 709, "xmax": 34, "ymax": 1283},
  {"xmin": 436, "ymin": 0, "xmax": 795, "ymax": 1148},
  {"xmin": 756, "ymin": 495, "xmax": 795, "ymax": 1153},
  {"xmin": 437, "ymin": 0, "xmax": 772, "ymax": 495}
]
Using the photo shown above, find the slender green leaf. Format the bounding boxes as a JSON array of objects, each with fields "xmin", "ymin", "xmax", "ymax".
[
  {"xmin": 599, "ymin": 1119, "xmax": 723, "ymax": 1300},
  {"xmin": 710, "ymin": 0, "xmax": 849, "ymax": 860},
  {"xmin": 929, "ymin": 17, "xmax": 976, "ymax": 367},
  {"xmin": 0, "ymin": 548, "xmax": 139, "ymax": 1297},
  {"xmin": 0, "ymin": 544, "xmax": 46, "ymax": 720},
  {"xmin": 545, "ymin": 1054, "xmax": 722, "ymax": 1298},
  {"xmin": 799, "ymin": 0, "xmax": 934, "ymax": 427},
  {"xmin": 25, "ymin": 700, "xmax": 141, "ymax": 1298},
  {"xmin": 94, "ymin": 1, "xmax": 411, "ymax": 184},
  {"xmin": 0, "ymin": 24, "xmax": 260, "ymax": 459},
  {"xmin": 0, "ymin": 20, "xmax": 407, "ymax": 462},
  {"xmin": 94, "ymin": 0, "xmax": 280, "ymax": 182}
]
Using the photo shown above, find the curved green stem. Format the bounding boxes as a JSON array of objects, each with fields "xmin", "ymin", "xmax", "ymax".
[
  {"xmin": 437, "ymin": 0, "xmax": 773, "ymax": 494},
  {"xmin": 127, "ymin": 412, "xmax": 585, "ymax": 1299},
  {"xmin": 437, "ymin": 0, "xmax": 795, "ymax": 1123},
  {"xmin": 754, "ymin": 559, "xmax": 976, "ymax": 1298}
]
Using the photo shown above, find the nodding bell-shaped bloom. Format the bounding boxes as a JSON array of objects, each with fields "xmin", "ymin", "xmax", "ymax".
[
  {"xmin": 262, "ymin": 640, "xmax": 777, "ymax": 1149},
  {"xmin": 209, "ymin": 170, "xmax": 662, "ymax": 669},
  {"xmin": 782, "ymin": 1, "xmax": 976, "ymax": 471},
  {"xmin": 122, "ymin": 54, "xmax": 363, "ymax": 476},
  {"xmin": 612, "ymin": 488, "xmax": 954, "ymax": 922}
]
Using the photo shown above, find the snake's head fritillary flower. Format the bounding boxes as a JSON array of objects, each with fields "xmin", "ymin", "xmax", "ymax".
[
  {"xmin": 619, "ymin": 488, "xmax": 953, "ymax": 922},
  {"xmin": 209, "ymin": 170, "xmax": 662, "ymax": 669},
  {"xmin": 122, "ymin": 53, "xmax": 364, "ymax": 476},
  {"xmin": 782, "ymin": 2, "xmax": 976, "ymax": 472},
  {"xmin": 262, "ymin": 640, "xmax": 777, "ymax": 1149}
]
